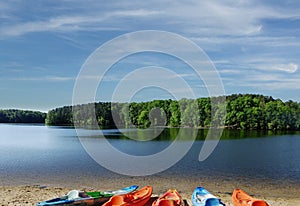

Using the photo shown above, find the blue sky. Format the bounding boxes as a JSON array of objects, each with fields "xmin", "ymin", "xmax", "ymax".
[{"xmin": 1, "ymin": 0, "xmax": 300, "ymax": 111}]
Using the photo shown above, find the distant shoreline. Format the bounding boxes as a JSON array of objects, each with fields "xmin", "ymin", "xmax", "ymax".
[
  {"xmin": 2, "ymin": 122, "xmax": 300, "ymax": 133},
  {"xmin": 2, "ymin": 94, "xmax": 300, "ymax": 131}
]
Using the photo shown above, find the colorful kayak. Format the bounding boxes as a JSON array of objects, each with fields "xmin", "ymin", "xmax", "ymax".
[
  {"xmin": 103, "ymin": 186, "xmax": 152, "ymax": 206},
  {"xmin": 36, "ymin": 185, "xmax": 138, "ymax": 206},
  {"xmin": 86, "ymin": 185, "xmax": 139, "ymax": 197},
  {"xmin": 192, "ymin": 187, "xmax": 225, "ymax": 206},
  {"xmin": 152, "ymin": 189, "xmax": 183, "ymax": 206},
  {"xmin": 232, "ymin": 189, "xmax": 269, "ymax": 206}
]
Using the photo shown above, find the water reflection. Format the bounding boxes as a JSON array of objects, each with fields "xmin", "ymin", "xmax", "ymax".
[{"xmin": 99, "ymin": 128, "xmax": 300, "ymax": 141}]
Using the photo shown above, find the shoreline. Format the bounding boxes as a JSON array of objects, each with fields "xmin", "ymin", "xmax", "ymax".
[{"xmin": 1, "ymin": 175, "xmax": 300, "ymax": 205}]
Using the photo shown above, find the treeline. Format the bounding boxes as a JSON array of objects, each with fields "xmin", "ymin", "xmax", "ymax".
[
  {"xmin": 0, "ymin": 109, "xmax": 46, "ymax": 123},
  {"xmin": 46, "ymin": 94, "xmax": 300, "ymax": 130}
]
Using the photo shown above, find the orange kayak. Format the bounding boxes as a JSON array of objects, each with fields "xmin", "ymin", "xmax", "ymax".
[
  {"xmin": 152, "ymin": 189, "xmax": 183, "ymax": 206},
  {"xmin": 232, "ymin": 189, "xmax": 269, "ymax": 206},
  {"xmin": 103, "ymin": 186, "xmax": 152, "ymax": 206}
]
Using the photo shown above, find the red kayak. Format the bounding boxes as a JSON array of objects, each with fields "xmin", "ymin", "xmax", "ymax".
[
  {"xmin": 103, "ymin": 186, "xmax": 152, "ymax": 206},
  {"xmin": 152, "ymin": 189, "xmax": 183, "ymax": 206},
  {"xmin": 232, "ymin": 189, "xmax": 269, "ymax": 206}
]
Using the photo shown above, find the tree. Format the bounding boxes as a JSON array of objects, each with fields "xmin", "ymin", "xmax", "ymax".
[
  {"xmin": 137, "ymin": 110, "xmax": 150, "ymax": 128},
  {"xmin": 169, "ymin": 101, "xmax": 181, "ymax": 127},
  {"xmin": 181, "ymin": 99, "xmax": 199, "ymax": 127}
]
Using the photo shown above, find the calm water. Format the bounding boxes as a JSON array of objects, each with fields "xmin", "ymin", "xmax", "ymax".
[{"xmin": 0, "ymin": 124, "xmax": 300, "ymax": 186}]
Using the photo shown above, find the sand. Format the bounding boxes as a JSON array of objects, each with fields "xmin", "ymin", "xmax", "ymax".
[{"xmin": 1, "ymin": 176, "xmax": 300, "ymax": 206}]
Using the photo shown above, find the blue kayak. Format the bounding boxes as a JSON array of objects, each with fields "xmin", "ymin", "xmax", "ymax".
[
  {"xmin": 36, "ymin": 185, "xmax": 138, "ymax": 206},
  {"xmin": 192, "ymin": 187, "xmax": 225, "ymax": 206}
]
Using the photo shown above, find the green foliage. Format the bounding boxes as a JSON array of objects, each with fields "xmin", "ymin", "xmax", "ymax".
[
  {"xmin": 45, "ymin": 94, "xmax": 300, "ymax": 131},
  {"xmin": 169, "ymin": 101, "xmax": 181, "ymax": 127},
  {"xmin": 0, "ymin": 109, "xmax": 46, "ymax": 123},
  {"xmin": 180, "ymin": 99, "xmax": 199, "ymax": 127}
]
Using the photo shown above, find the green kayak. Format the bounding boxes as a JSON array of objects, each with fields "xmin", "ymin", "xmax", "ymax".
[{"xmin": 36, "ymin": 185, "xmax": 139, "ymax": 206}]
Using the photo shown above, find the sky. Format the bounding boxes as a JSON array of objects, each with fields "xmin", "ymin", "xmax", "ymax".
[{"xmin": 1, "ymin": 0, "xmax": 300, "ymax": 111}]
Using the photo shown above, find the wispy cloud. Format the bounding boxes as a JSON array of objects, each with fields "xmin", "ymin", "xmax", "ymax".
[
  {"xmin": 223, "ymin": 69, "xmax": 300, "ymax": 91},
  {"xmin": 243, "ymin": 60, "xmax": 299, "ymax": 74},
  {"xmin": 8, "ymin": 76, "xmax": 75, "ymax": 82},
  {"xmin": 244, "ymin": 78, "xmax": 300, "ymax": 90},
  {"xmin": 1, "ymin": 1, "xmax": 299, "ymax": 38},
  {"xmin": 272, "ymin": 63, "xmax": 298, "ymax": 73},
  {"xmin": 0, "ymin": 15, "xmax": 107, "ymax": 37},
  {"xmin": 0, "ymin": 8, "xmax": 162, "ymax": 37},
  {"xmin": 219, "ymin": 69, "xmax": 241, "ymax": 74},
  {"xmin": 112, "ymin": 9, "xmax": 162, "ymax": 17}
]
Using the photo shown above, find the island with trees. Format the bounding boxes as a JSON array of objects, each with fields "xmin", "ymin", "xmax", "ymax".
[{"xmin": 46, "ymin": 94, "xmax": 300, "ymax": 130}]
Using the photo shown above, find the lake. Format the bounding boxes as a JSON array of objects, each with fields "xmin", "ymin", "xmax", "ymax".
[{"xmin": 0, "ymin": 124, "xmax": 300, "ymax": 187}]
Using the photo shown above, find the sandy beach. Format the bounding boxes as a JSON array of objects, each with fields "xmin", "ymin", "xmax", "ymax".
[{"xmin": 1, "ymin": 175, "xmax": 300, "ymax": 206}]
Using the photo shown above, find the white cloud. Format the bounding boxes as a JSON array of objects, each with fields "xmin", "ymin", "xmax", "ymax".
[
  {"xmin": 247, "ymin": 62, "xmax": 299, "ymax": 73},
  {"xmin": 219, "ymin": 69, "xmax": 241, "ymax": 74},
  {"xmin": 46, "ymin": 76, "xmax": 75, "ymax": 81},
  {"xmin": 272, "ymin": 63, "xmax": 298, "ymax": 73},
  {"xmin": 112, "ymin": 9, "xmax": 162, "ymax": 17}
]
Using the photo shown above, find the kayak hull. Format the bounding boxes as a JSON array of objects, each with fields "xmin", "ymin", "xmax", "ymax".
[
  {"xmin": 36, "ymin": 185, "xmax": 138, "ymax": 206},
  {"xmin": 232, "ymin": 189, "xmax": 269, "ymax": 206},
  {"xmin": 103, "ymin": 186, "xmax": 152, "ymax": 206},
  {"xmin": 86, "ymin": 185, "xmax": 138, "ymax": 197},
  {"xmin": 36, "ymin": 196, "xmax": 109, "ymax": 206},
  {"xmin": 152, "ymin": 189, "xmax": 183, "ymax": 206},
  {"xmin": 192, "ymin": 187, "xmax": 225, "ymax": 206}
]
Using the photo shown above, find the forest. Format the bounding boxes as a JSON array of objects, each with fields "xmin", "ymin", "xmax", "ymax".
[
  {"xmin": 46, "ymin": 94, "xmax": 300, "ymax": 130},
  {"xmin": 0, "ymin": 109, "xmax": 46, "ymax": 123}
]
